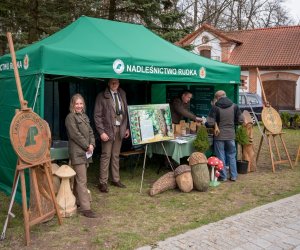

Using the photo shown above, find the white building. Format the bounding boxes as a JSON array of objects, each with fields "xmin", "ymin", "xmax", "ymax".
[{"xmin": 176, "ymin": 24, "xmax": 300, "ymax": 111}]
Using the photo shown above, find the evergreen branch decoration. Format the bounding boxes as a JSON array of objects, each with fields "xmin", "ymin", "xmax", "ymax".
[{"xmin": 236, "ymin": 125, "xmax": 249, "ymax": 146}]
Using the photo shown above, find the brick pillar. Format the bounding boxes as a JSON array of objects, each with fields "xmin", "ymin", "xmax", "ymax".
[{"xmin": 249, "ymin": 68, "xmax": 257, "ymax": 93}]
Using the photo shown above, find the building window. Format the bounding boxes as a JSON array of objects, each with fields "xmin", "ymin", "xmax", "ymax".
[
  {"xmin": 202, "ymin": 36, "xmax": 209, "ymax": 44},
  {"xmin": 200, "ymin": 49, "xmax": 211, "ymax": 58}
]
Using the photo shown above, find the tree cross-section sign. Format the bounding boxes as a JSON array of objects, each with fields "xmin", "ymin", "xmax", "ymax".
[{"xmin": 10, "ymin": 111, "xmax": 50, "ymax": 164}]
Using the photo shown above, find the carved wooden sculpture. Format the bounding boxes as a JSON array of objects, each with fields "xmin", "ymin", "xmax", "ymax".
[
  {"xmin": 55, "ymin": 165, "xmax": 77, "ymax": 217},
  {"xmin": 242, "ymin": 122, "xmax": 256, "ymax": 172},
  {"xmin": 240, "ymin": 111, "xmax": 256, "ymax": 172}
]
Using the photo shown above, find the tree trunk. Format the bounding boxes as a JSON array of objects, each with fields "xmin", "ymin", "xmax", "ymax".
[
  {"xmin": 108, "ymin": 0, "xmax": 117, "ymax": 20},
  {"xmin": 28, "ymin": 0, "xmax": 39, "ymax": 44}
]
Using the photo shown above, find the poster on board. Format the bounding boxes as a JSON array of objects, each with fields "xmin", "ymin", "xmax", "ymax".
[{"xmin": 128, "ymin": 104, "xmax": 174, "ymax": 145}]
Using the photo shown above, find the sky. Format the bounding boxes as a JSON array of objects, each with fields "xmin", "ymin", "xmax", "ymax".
[{"xmin": 283, "ymin": 0, "xmax": 300, "ymax": 23}]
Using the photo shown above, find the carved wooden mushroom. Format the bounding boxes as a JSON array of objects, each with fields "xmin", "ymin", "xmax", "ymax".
[
  {"xmin": 55, "ymin": 165, "xmax": 77, "ymax": 217},
  {"xmin": 188, "ymin": 152, "xmax": 209, "ymax": 192},
  {"xmin": 174, "ymin": 165, "xmax": 193, "ymax": 192}
]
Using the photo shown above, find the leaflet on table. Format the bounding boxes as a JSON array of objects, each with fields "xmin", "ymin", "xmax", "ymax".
[
  {"xmin": 170, "ymin": 138, "xmax": 188, "ymax": 144},
  {"xmin": 180, "ymin": 134, "xmax": 196, "ymax": 138}
]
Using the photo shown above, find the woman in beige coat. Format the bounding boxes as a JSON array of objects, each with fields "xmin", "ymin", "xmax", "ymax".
[{"xmin": 65, "ymin": 93, "xmax": 97, "ymax": 218}]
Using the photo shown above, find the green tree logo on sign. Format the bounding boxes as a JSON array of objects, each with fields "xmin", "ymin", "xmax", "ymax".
[{"xmin": 25, "ymin": 126, "xmax": 38, "ymax": 147}]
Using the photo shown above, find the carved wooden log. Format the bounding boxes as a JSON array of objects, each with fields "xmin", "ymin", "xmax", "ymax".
[{"xmin": 242, "ymin": 122, "xmax": 256, "ymax": 172}]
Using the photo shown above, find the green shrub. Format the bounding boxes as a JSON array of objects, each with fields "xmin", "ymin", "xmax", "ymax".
[
  {"xmin": 293, "ymin": 114, "xmax": 300, "ymax": 128},
  {"xmin": 280, "ymin": 112, "xmax": 291, "ymax": 128},
  {"xmin": 193, "ymin": 126, "xmax": 210, "ymax": 152}
]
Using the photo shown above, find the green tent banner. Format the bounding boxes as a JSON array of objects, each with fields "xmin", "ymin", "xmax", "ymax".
[{"xmin": 0, "ymin": 16, "xmax": 240, "ymax": 203}]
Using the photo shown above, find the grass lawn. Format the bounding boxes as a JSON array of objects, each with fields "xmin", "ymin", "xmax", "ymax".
[{"xmin": 0, "ymin": 127, "xmax": 299, "ymax": 249}]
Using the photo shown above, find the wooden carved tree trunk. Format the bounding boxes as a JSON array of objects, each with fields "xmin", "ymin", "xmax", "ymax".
[{"xmin": 241, "ymin": 123, "xmax": 256, "ymax": 172}]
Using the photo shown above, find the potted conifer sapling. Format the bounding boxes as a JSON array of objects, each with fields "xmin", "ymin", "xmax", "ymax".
[{"xmin": 235, "ymin": 125, "xmax": 250, "ymax": 174}]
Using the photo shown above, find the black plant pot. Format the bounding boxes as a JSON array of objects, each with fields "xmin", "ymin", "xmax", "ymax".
[{"xmin": 237, "ymin": 160, "xmax": 249, "ymax": 174}]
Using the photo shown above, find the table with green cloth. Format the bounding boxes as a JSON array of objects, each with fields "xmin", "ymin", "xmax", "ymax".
[
  {"xmin": 50, "ymin": 140, "xmax": 69, "ymax": 161},
  {"xmin": 147, "ymin": 135, "xmax": 197, "ymax": 164}
]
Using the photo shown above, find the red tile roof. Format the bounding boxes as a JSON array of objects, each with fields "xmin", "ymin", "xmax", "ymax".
[
  {"xmin": 226, "ymin": 26, "xmax": 300, "ymax": 67},
  {"xmin": 177, "ymin": 24, "xmax": 300, "ymax": 67}
]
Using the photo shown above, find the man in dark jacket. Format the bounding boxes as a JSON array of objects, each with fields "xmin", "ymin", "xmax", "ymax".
[
  {"xmin": 94, "ymin": 78, "xmax": 130, "ymax": 193},
  {"xmin": 206, "ymin": 90, "xmax": 244, "ymax": 181},
  {"xmin": 170, "ymin": 90, "xmax": 203, "ymax": 124}
]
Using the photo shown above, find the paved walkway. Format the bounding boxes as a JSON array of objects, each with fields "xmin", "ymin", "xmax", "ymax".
[{"xmin": 137, "ymin": 194, "xmax": 300, "ymax": 250}]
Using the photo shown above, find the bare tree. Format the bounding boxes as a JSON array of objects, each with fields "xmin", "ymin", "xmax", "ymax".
[
  {"xmin": 259, "ymin": 0, "xmax": 293, "ymax": 27},
  {"xmin": 176, "ymin": 0, "xmax": 295, "ymax": 31}
]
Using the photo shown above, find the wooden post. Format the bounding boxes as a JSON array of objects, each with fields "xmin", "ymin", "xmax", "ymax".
[
  {"xmin": 6, "ymin": 32, "xmax": 28, "ymax": 110},
  {"xmin": 295, "ymin": 145, "xmax": 300, "ymax": 166},
  {"xmin": 256, "ymin": 67, "xmax": 268, "ymax": 106}
]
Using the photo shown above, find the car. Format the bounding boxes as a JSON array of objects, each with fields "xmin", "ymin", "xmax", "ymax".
[{"xmin": 238, "ymin": 92, "xmax": 263, "ymax": 123}]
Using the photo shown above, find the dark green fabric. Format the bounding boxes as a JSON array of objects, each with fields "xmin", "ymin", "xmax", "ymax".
[{"xmin": 0, "ymin": 75, "xmax": 41, "ymax": 203}]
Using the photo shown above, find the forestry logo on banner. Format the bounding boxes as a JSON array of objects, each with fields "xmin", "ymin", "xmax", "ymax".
[
  {"xmin": 113, "ymin": 59, "xmax": 125, "ymax": 74},
  {"xmin": 23, "ymin": 54, "xmax": 29, "ymax": 70},
  {"xmin": 199, "ymin": 67, "xmax": 206, "ymax": 78},
  {"xmin": 0, "ymin": 54, "xmax": 29, "ymax": 71}
]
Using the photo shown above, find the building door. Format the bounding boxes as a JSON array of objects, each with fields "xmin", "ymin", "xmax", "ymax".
[{"xmin": 264, "ymin": 80, "xmax": 295, "ymax": 110}]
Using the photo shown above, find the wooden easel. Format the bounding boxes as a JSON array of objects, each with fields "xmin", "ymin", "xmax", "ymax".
[
  {"xmin": 255, "ymin": 68, "xmax": 293, "ymax": 172},
  {"xmin": 295, "ymin": 145, "xmax": 300, "ymax": 166},
  {"xmin": 256, "ymin": 127, "xmax": 293, "ymax": 172},
  {"xmin": 13, "ymin": 153, "xmax": 62, "ymax": 245},
  {"xmin": 1, "ymin": 33, "xmax": 62, "ymax": 246}
]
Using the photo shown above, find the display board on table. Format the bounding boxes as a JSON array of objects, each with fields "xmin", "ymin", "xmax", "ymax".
[{"xmin": 128, "ymin": 104, "xmax": 174, "ymax": 145}]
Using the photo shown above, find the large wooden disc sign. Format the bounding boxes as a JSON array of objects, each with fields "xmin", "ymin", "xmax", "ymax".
[
  {"xmin": 10, "ymin": 110, "xmax": 50, "ymax": 164},
  {"xmin": 262, "ymin": 106, "xmax": 282, "ymax": 134}
]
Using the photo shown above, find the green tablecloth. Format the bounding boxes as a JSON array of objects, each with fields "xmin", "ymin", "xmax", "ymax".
[
  {"xmin": 50, "ymin": 140, "xmax": 69, "ymax": 161},
  {"xmin": 50, "ymin": 147, "xmax": 69, "ymax": 161},
  {"xmin": 147, "ymin": 135, "xmax": 197, "ymax": 164}
]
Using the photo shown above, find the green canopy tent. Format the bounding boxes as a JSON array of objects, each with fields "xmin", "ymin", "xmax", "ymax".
[{"xmin": 0, "ymin": 16, "xmax": 240, "ymax": 202}]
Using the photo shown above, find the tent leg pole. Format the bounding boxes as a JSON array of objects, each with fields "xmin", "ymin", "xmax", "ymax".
[{"xmin": 0, "ymin": 172, "xmax": 20, "ymax": 241}]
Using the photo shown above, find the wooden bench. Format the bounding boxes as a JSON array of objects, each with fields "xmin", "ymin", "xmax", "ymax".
[
  {"xmin": 120, "ymin": 149, "xmax": 145, "ymax": 157},
  {"xmin": 120, "ymin": 149, "xmax": 145, "ymax": 177}
]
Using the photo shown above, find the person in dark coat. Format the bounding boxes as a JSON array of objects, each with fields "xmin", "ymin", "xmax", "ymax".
[
  {"xmin": 94, "ymin": 78, "xmax": 130, "ymax": 193},
  {"xmin": 170, "ymin": 90, "xmax": 203, "ymax": 124},
  {"xmin": 65, "ymin": 93, "xmax": 97, "ymax": 218},
  {"xmin": 206, "ymin": 90, "xmax": 244, "ymax": 182}
]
